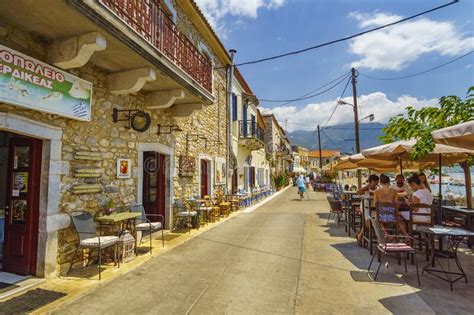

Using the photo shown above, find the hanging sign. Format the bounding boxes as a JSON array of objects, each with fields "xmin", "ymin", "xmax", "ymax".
[{"xmin": 0, "ymin": 45, "xmax": 92, "ymax": 121}]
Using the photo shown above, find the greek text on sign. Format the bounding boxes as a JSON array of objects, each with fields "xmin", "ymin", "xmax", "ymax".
[{"xmin": 0, "ymin": 45, "xmax": 92, "ymax": 121}]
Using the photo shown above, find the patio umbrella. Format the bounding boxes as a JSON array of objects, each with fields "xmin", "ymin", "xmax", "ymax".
[
  {"xmin": 362, "ymin": 139, "xmax": 474, "ymax": 208},
  {"xmin": 432, "ymin": 121, "xmax": 474, "ymax": 150}
]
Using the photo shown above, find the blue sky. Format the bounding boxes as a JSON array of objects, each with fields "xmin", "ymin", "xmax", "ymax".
[{"xmin": 196, "ymin": 0, "xmax": 474, "ymax": 131}]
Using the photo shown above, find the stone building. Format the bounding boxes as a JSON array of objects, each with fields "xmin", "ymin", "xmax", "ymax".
[
  {"xmin": 291, "ymin": 145, "xmax": 309, "ymax": 173},
  {"xmin": 308, "ymin": 150, "xmax": 341, "ymax": 171},
  {"xmin": 230, "ymin": 69, "xmax": 270, "ymax": 192},
  {"xmin": 262, "ymin": 114, "xmax": 293, "ymax": 176},
  {"xmin": 0, "ymin": 0, "xmax": 234, "ymax": 278}
]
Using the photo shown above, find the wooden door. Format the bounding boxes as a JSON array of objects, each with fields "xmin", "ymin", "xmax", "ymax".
[
  {"xmin": 143, "ymin": 152, "xmax": 167, "ymax": 222},
  {"xmin": 200, "ymin": 160, "xmax": 209, "ymax": 198},
  {"xmin": 3, "ymin": 137, "xmax": 42, "ymax": 275}
]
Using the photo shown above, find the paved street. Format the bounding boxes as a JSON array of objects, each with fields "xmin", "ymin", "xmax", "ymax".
[{"xmin": 53, "ymin": 188, "xmax": 472, "ymax": 314}]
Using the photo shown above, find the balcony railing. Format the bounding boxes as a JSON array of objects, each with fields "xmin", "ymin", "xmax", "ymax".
[
  {"xmin": 239, "ymin": 121, "xmax": 264, "ymax": 143},
  {"xmin": 99, "ymin": 0, "xmax": 212, "ymax": 93}
]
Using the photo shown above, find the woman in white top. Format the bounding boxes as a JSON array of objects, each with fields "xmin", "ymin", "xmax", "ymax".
[{"xmin": 399, "ymin": 175, "xmax": 433, "ymax": 235}]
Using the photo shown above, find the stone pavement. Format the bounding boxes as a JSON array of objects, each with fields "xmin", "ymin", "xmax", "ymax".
[{"xmin": 49, "ymin": 188, "xmax": 473, "ymax": 314}]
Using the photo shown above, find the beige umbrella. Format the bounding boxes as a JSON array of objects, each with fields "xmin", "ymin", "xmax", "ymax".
[
  {"xmin": 432, "ymin": 121, "xmax": 474, "ymax": 149},
  {"xmin": 361, "ymin": 139, "xmax": 474, "ymax": 166}
]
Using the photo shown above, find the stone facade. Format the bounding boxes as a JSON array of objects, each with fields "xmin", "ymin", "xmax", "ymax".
[
  {"xmin": 262, "ymin": 114, "xmax": 293, "ymax": 175},
  {"xmin": 0, "ymin": 0, "xmax": 229, "ymax": 277}
]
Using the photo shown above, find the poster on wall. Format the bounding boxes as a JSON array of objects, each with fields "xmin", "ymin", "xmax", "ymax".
[
  {"xmin": 215, "ymin": 157, "xmax": 226, "ymax": 185},
  {"xmin": 117, "ymin": 159, "xmax": 131, "ymax": 179},
  {"xmin": 13, "ymin": 172, "xmax": 28, "ymax": 193},
  {"xmin": 0, "ymin": 44, "xmax": 92, "ymax": 121}
]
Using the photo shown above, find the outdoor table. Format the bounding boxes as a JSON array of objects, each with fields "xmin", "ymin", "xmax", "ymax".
[
  {"xmin": 416, "ymin": 225, "xmax": 474, "ymax": 290},
  {"xmin": 96, "ymin": 211, "xmax": 141, "ymax": 233},
  {"xmin": 441, "ymin": 206, "xmax": 474, "ymax": 248}
]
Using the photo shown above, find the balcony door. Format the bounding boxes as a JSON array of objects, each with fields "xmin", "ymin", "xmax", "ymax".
[
  {"xmin": 142, "ymin": 152, "xmax": 167, "ymax": 222},
  {"xmin": 3, "ymin": 135, "xmax": 42, "ymax": 276},
  {"xmin": 242, "ymin": 104, "xmax": 248, "ymax": 137}
]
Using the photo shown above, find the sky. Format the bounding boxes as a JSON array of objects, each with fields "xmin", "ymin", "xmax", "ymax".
[{"xmin": 195, "ymin": 0, "xmax": 474, "ymax": 132}]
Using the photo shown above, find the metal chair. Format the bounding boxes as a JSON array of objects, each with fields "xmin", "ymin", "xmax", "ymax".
[
  {"xmin": 131, "ymin": 203, "xmax": 164, "ymax": 254},
  {"xmin": 174, "ymin": 199, "xmax": 198, "ymax": 233},
  {"xmin": 67, "ymin": 211, "xmax": 120, "ymax": 280},
  {"xmin": 327, "ymin": 196, "xmax": 344, "ymax": 227},
  {"xmin": 368, "ymin": 218, "xmax": 420, "ymax": 285}
]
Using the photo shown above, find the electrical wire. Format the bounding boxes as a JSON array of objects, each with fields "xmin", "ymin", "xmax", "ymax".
[
  {"xmin": 260, "ymin": 74, "xmax": 350, "ymax": 103},
  {"xmin": 359, "ymin": 50, "xmax": 473, "ymax": 81},
  {"xmin": 321, "ymin": 76, "xmax": 351, "ymax": 129},
  {"xmin": 259, "ymin": 71, "xmax": 349, "ymax": 102},
  {"xmin": 216, "ymin": 1, "xmax": 459, "ymax": 69},
  {"xmin": 321, "ymin": 129, "xmax": 339, "ymax": 148}
]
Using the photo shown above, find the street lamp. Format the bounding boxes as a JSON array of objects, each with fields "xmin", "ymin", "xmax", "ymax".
[{"xmin": 336, "ymin": 99, "xmax": 374, "ymax": 188}]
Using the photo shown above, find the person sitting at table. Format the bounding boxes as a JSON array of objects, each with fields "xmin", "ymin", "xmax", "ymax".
[
  {"xmin": 344, "ymin": 184, "xmax": 350, "ymax": 191},
  {"xmin": 391, "ymin": 174, "xmax": 412, "ymax": 194},
  {"xmin": 418, "ymin": 172, "xmax": 432, "ymax": 192},
  {"xmin": 356, "ymin": 174, "xmax": 380, "ymax": 245},
  {"xmin": 399, "ymin": 174, "xmax": 433, "ymax": 235}
]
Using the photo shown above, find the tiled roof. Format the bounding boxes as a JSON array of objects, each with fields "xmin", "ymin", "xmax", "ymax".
[{"xmin": 308, "ymin": 150, "xmax": 340, "ymax": 158}]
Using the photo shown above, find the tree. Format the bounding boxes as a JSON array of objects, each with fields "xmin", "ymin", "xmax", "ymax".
[{"xmin": 380, "ymin": 87, "xmax": 474, "ymax": 208}]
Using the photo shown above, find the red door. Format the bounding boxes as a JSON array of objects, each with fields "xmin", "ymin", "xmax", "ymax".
[
  {"xmin": 3, "ymin": 137, "xmax": 42, "ymax": 276},
  {"xmin": 143, "ymin": 152, "xmax": 167, "ymax": 222},
  {"xmin": 200, "ymin": 160, "xmax": 209, "ymax": 198}
]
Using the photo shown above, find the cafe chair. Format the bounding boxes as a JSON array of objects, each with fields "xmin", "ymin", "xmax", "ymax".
[
  {"xmin": 174, "ymin": 199, "xmax": 198, "ymax": 233},
  {"xmin": 200, "ymin": 196, "xmax": 215, "ymax": 223},
  {"xmin": 409, "ymin": 203, "xmax": 434, "ymax": 259},
  {"xmin": 376, "ymin": 202, "xmax": 399, "ymax": 235},
  {"xmin": 131, "ymin": 203, "xmax": 164, "ymax": 254},
  {"xmin": 327, "ymin": 196, "xmax": 344, "ymax": 227},
  {"xmin": 67, "ymin": 211, "xmax": 120, "ymax": 280},
  {"xmin": 368, "ymin": 218, "xmax": 420, "ymax": 285}
]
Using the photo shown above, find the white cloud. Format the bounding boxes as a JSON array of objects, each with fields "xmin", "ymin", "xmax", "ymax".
[
  {"xmin": 195, "ymin": 0, "xmax": 286, "ymax": 37},
  {"xmin": 261, "ymin": 92, "xmax": 438, "ymax": 132},
  {"xmin": 348, "ymin": 12, "xmax": 474, "ymax": 70}
]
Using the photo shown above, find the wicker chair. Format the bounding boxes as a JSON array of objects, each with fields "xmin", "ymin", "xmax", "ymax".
[
  {"xmin": 174, "ymin": 199, "xmax": 198, "ymax": 233},
  {"xmin": 67, "ymin": 211, "xmax": 120, "ymax": 280},
  {"xmin": 327, "ymin": 196, "xmax": 344, "ymax": 227}
]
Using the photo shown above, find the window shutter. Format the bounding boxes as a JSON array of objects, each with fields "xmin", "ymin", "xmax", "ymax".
[{"xmin": 232, "ymin": 94, "xmax": 238, "ymax": 121}]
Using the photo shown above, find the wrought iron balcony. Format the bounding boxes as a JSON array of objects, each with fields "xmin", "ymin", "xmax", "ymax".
[
  {"xmin": 99, "ymin": 0, "xmax": 212, "ymax": 93},
  {"xmin": 238, "ymin": 121, "xmax": 264, "ymax": 150}
]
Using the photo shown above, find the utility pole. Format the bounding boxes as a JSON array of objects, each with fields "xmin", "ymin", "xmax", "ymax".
[
  {"xmin": 351, "ymin": 67, "xmax": 362, "ymax": 188},
  {"xmin": 226, "ymin": 49, "xmax": 236, "ymax": 195},
  {"xmin": 317, "ymin": 125, "xmax": 323, "ymax": 172}
]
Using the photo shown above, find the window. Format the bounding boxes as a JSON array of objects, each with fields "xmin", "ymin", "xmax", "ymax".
[
  {"xmin": 162, "ymin": 0, "xmax": 177, "ymax": 22},
  {"xmin": 232, "ymin": 94, "xmax": 238, "ymax": 121}
]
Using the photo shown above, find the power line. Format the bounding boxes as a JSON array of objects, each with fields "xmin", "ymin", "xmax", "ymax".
[
  {"xmin": 217, "ymin": 0, "xmax": 459, "ymax": 69},
  {"xmin": 259, "ymin": 72, "xmax": 349, "ymax": 102},
  {"xmin": 260, "ymin": 74, "xmax": 350, "ymax": 103},
  {"xmin": 321, "ymin": 129, "xmax": 339, "ymax": 148},
  {"xmin": 359, "ymin": 50, "xmax": 473, "ymax": 81},
  {"xmin": 260, "ymin": 74, "xmax": 350, "ymax": 113},
  {"xmin": 321, "ymin": 76, "xmax": 352, "ymax": 129}
]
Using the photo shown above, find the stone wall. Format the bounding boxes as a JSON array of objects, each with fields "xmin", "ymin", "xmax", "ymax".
[{"xmin": 0, "ymin": 4, "xmax": 228, "ymax": 275}]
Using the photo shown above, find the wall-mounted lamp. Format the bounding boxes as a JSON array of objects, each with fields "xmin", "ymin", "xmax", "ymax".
[{"xmin": 157, "ymin": 124, "xmax": 183, "ymax": 135}]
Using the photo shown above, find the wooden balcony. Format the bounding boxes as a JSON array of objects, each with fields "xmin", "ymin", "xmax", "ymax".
[
  {"xmin": 99, "ymin": 0, "xmax": 212, "ymax": 93},
  {"xmin": 238, "ymin": 121, "xmax": 265, "ymax": 150}
]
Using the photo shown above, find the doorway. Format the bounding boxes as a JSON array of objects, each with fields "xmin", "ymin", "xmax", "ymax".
[
  {"xmin": 142, "ymin": 152, "xmax": 167, "ymax": 223},
  {"xmin": 0, "ymin": 131, "xmax": 42, "ymax": 276},
  {"xmin": 200, "ymin": 159, "xmax": 210, "ymax": 197}
]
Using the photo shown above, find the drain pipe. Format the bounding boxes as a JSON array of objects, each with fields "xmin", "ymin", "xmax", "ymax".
[{"xmin": 226, "ymin": 49, "xmax": 236, "ymax": 195}]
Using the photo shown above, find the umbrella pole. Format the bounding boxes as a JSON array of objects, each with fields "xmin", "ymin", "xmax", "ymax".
[
  {"xmin": 438, "ymin": 154, "xmax": 442, "ymax": 214},
  {"xmin": 399, "ymin": 155, "xmax": 403, "ymax": 176}
]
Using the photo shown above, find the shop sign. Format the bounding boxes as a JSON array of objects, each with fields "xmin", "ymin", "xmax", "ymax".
[{"xmin": 0, "ymin": 45, "xmax": 92, "ymax": 121}]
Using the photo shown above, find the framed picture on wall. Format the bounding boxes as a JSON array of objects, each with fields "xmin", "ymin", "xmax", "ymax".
[
  {"xmin": 215, "ymin": 157, "xmax": 226, "ymax": 185},
  {"xmin": 117, "ymin": 158, "xmax": 132, "ymax": 179},
  {"xmin": 179, "ymin": 155, "xmax": 196, "ymax": 177}
]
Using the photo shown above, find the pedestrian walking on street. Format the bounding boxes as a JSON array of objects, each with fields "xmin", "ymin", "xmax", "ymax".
[{"xmin": 296, "ymin": 174, "xmax": 306, "ymax": 200}]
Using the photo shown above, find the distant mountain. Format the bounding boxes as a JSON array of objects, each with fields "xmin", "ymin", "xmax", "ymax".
[{"xmin": 287, "ymin": 122, "xmax": 386, "ymax": 153}]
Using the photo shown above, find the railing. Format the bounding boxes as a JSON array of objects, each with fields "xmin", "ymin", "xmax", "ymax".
[
  {"xmin": 276, "ymin": 144, "xmax": 291, "ymax": 156},
  {"xmin": 99, "ymin": 0, "xmax": 212, "ymax": 93},
  {"xmin": 238, "ymin": 121, "xmax": 264, "ymax": 143}
]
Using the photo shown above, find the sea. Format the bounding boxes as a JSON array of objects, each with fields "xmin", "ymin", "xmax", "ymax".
[{"xmin": 427, "ymin": 166, "xmax": 473, "ymax": 197}]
